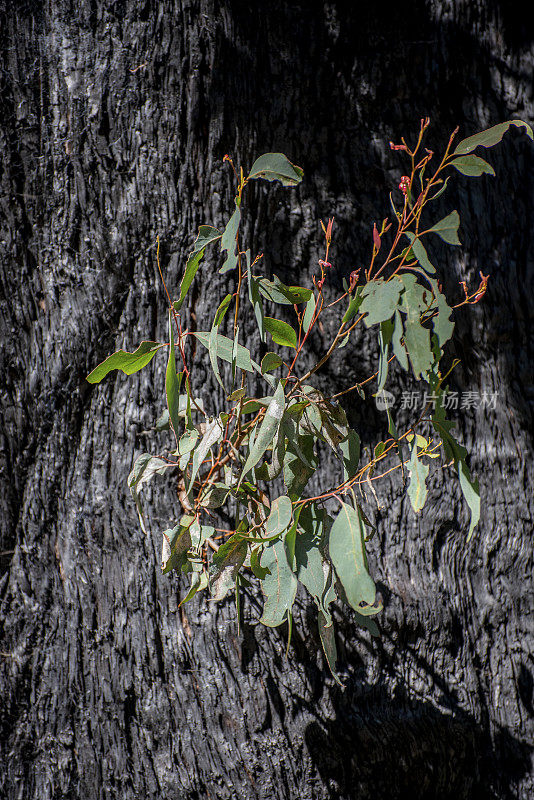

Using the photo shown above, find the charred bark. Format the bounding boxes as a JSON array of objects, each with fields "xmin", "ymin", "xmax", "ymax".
[{"xmin": 1, "ymin": 1, "xmax": 533, "ymax": 798}]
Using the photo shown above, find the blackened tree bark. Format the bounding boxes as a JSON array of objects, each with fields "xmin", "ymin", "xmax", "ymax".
[{"xmin": 1, "ymin": 1, "xmax": 533, "ymax": 798}]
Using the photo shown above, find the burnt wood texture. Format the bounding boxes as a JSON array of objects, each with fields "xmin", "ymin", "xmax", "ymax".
[{"xmin": 1, "ymin": 1, "xmax": 533, "ymax": 798}]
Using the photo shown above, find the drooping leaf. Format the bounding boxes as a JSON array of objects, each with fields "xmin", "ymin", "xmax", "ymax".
[
  {"xmin": 192, "ymin": 331, "xmax": 259, "ymax": 373},
  {"xmin": 162, "ymin": 520, "xmax": 193, "ymax": 575},
  {"xmin": 259, "ymin": 538, "xmax": 298, "ymax": 627},
  {"xmin": 250, "ymin": 546, "xmax": 270, "ymax": 579},
  {"xmin": 180, "ymin": 571, "xmax": 209, "ymax": 605},
  {"xmin": 166, "ymin": 312, "xmax": 183, "ymax": 438},
  {"xmin": 459, "ymin": 460, "xmax": 481, "ymax": 541},
  {"xmin": 342, "ymin": 287, "xmax": 363, "ymax": 324},
  {"xmin": 303, "ymin": 295, "xmax": 316, "ymax": 333},
  {"xmin": 318, "ymin": 611, "xmax": 342, "ymax": 686},
  {"xmin": 283, "ymin": 433, "xmax": 316, "ymax": 500},
  {"xmin": 377, "ymin": 318, "xmax": 394, "ymax": 393},
  {"xmin": 174, "ymin": 225, "xmax": 222, "ymax": 311},
  {"xmin": 264, "ymin": 317, "xmax": 298, "ymax": 349},
  {"xmin": 404, "ymin": 318, "xmax": 433, "ymax": 380},
  {"xmin": 427, "ymin": 277, "xmax": 454, "ymax": 350},
  {"xmin": 453, "ymin": 119, "xmax": 533, "ymax": 156},
  {"xmin": 248, "ymin": 153, "xmax": 304, "ymax": 186},
  {"xmin": 188, "ymin": 417, "xmax": 224, "ymax": 492},
  {"xmin": 246, "ymin": 250, "xmax": 266, "ymax": 342},
  {"xmin": 428, "ymin": 210, "xmax": 461, "ymax": 245},
  {"xmin": 360, "ymin": 278, "xmax": 402, "ymax": 327},
  {"xmin": 210, "ymin": 535, "xmax": 248, "ymax": 602},
  {"xmin": 329, "ymin": 502, "xmax": 378, "ymax": 615},
  {"xmin": 450, "ymin": 155, "xmax": 495, "ymax": 177},
  {"xmin": 87, "ymin": 341, "xmax": 165, "ymax": 383},
  {"xmin": 265, "ymin": 495, "xmax": 293, "ymax": 537},
  {"xmin": 128, "ymin": 454, "xmax": 179, "ymax": 534},
  {"xmin": 340, "ymin": 428, "xmax": 360, "ymax": 482},
  {"xmin": 295, "ymin": 511, "xmax": 328, "ymax": 602},
  {"xmin": 240, "ymin": 382, "xmax": 285, "ymax": 481},
  {"xmin": 219, "ymin": 204, "xmax": 241, "ymax": 274},
  {"xmin": 407, "ymin": 440, "xmax": 429, "ymax": 513},
  {"xmin": 391, "ymin": 309, "xmax": 408, "ymax": 370},
  {"xmin": 403, "ymin": 233, "xmax": 436, "ymax": 274},
  {"xmin": 198, "ymin": 481, "xmax": 229, "ymax": 509}
]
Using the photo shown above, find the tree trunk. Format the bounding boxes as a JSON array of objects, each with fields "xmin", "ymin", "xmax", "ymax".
[{"xmin": 1, "ymin": 1, "xmax": 533, "ymax": 798}]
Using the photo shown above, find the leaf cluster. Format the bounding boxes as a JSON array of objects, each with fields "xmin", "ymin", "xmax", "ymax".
[{"xmin": 87, "ymin": 121, "xmax": 532, "ymax": 682}]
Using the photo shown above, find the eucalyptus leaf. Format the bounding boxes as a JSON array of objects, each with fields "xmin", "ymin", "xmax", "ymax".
[
  {"xmin": 329, "ymin": 502, "xmax": 378, "ymax": 614},
  {"xmin": 219, "ymin": 204, "xmax": 241, "ymax": 274},
  {"xmin": 264, "ymin": 317, "xmax": 298, "ymax": 349},
  {"xmin": 175, "ymin": 225, "xmax": 222, "ymax": 311},
  {"xmin": 192, "ymin": 332, "xmax": 259, "ymax": 373},
  {"xmin": 360, "ymin": 279, "xmax": 402, "ymax": 327},
  {"xmin": 260, "ymin": 538, "xmax": 298, "ymax": 627},
  {"xmin": 407, "ymin": 440, "xmax": 429, "ymax": 513},
  {"xmin": 248, "ymin": 153, "xmax": 304, "ymax": 186},
  {"xmin": 453, "ymin": 119, "xmax": 533, "ymax": 156},
  {"xmin": 428, "ymin": 210, "xmax": 461, "ymax": 245},
  {"xmin": 450, "ymin": 155, "xmax": 495, "ymax": 177},
  {"xmin": 87, "ymin": 341, "xmax": 165, "ymax": 383},
  {"xmin": 240, "ymin": 382, "xmax": 285, "ymax": 481}
]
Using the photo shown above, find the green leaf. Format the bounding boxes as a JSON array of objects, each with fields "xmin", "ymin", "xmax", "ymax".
[
  {"xmin": 342, "ymin": 287, "xmax": 363, "ymax": 324},
  {"xmin": 210, "ymin": 535, "xmax": 248, "ymax": 602},
  {"xmin": 391, "ymin": 310, "xmax": 408, "ymax": 371},
  {"xmin": 295, "ymin": 512, "xmax": 327, "ymax": 602},
  {"xmin": 303, "ymin": 295, "xmax": 316, "ymax": 333},
  {"xmin": 259, "ymin": 538, "xmax": 298, "ymax": 627},
  {"xmin": 128, "ymin": 454, "xmax": 179, "ymax": 534},
  {"xmin": 360, "ymin": 278, "xmax": 402, "ymax": 327},
  {"xmin": 459, "ymin": 461, "xmax": 481, "ymax": 541},
  {"xmin": 329, "ymin": 502, "xmax": 378, "ymax": 615},
  {"xmin": 283, "ymin": 433, "xmax": 316, "ymax": 500},
  {"xmin": 246, "ymin": 251, "xmax": 266, "ymax": 342},
  {"xmin": 162, "ymin": 520, "xmax": 193, "ymax": 575},
  {"xmin": 166, "ymin": 312, "xmax": 183, "ymax": 438},
  {"xmin": 429, "ymin": 210, "xmax": 461, "ymax": 245},
  {"xmin": 259, "ymin": 275, "xmax": 312, "ymax": 305},
  {"xmin": 407, "ymin": 440, "xmax": 429, "ymax": 513},
  {"xmin": 192, "ymin": 332, "xmax": 258, "ymax": 373},
  {"xmin": 453, "ymin": 119, "xmax": 533, "ymax": 156},
  {"xmin": 174, "ymin": 225, "xmax": 222, "ymax": 311},
  {"xmin": 450, "ymin": 155, "xmax": 495, "ymax": 177},
  {"xmin": 219, "ymin": 205, "xmax": 241, "ymax": 274},
  {"xmin": 240, "ymin": 382, "xmax": 285, "ymax": 480},
  {"xmin": 318, "ymin": 611, "xmax": 342, "ymax": 686},
  {"xmin": 188, "ymin": 417, "xmax": 224, "ymax": 492},
  {"xmin": 427, "ymin": 277, "xmax": 454, "ymax": 350},
  {"xmin": 264, "ymin": 317, "xmax": 297, "ymax": 349},
  {"xmin": 248, "ymin": 153, "xmax": 304, "ymax": 187},
  {"xmin": 261, "ymin": 352, "xmax": 283, "ymax": 373},
  {"xmin": 86, "ymin": 341, "xmax": 165, "ymax": 383},
  {"xmin": 340, "ymin": 428, "xmax": 360, "ymax": 482},
  {"xmin": 180, "ymin": 571, "xmax": 209, "ymax": 605},
  {"xmin": 198, "ymin": 482, "xmax": 229, "ymax": 509},
  {"xmin": 403, "ymin": 233, "xmax": 436, "ymax": 274},
  {"xmin": 265, "ymin": 495, "xmax": 293, "ymax": 537},
  {"xmin": 251, "ymin": 546, "xmax": 270, "ymax": 579},
  {"xmin": 377, "ymin": 318, "xmax": 394, "ymax": 393},
  {"xmin": 214, "ymin": 293, "xmax": 233, "ymax": 326},
  {"xmin": 404, "ymin": 318, "xmax": 433, "ymax": 379}
]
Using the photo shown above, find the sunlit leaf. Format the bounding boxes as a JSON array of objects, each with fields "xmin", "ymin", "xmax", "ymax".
[
  {"xmin": 259, "ymin": 538, "xmax": 298, "ymax": 627},
  {"xmin": 407, "ymin": 440, "xmax": 429, "ymax": 513},
  {"xmin": 166, "ymin": 312, "xmax": 183, "ymax": 438},
  {"xmin": 219, "ymin": 204, "xmax": 241, "ymax": 274},
  {"xmin": 265, "ymin": 495, "xmax": 293, "ymax": 537},
  {"xmin": 210, "ymin": 535, "xmax": 248, "ymax": 602},
  {"xmin": 264, "ymin": 317, "xmax": 298, "ymax": 349},
  {"xmin": 86, "ymin": 341, "xmax": 165, "ymax": 383},
  {"xmin": 360, "ymin": 278, "xmax": 402, "ymax": 327},
  {"xmin": 329, "ymin": 502, "xmax": 379, "ymax": 615},
  {"xmin": 192, "ymin": 332, "xmax": 259, "ymax": 373},
  {"xmin": 240, "ymin": 382, "xmax": 285, "ymax": 481},
  {"xmin": 174, "ymin": 225, "xmax": 222, "ymax": 311},
  {"xmin": 403, "ymin": 233, "xmax": 436, "ymax": 274}
]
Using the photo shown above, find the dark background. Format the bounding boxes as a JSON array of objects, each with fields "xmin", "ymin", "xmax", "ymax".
[{"xmin": 1, "ymin": 1, "xmax": 533, "ymax": 798}]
